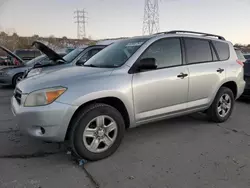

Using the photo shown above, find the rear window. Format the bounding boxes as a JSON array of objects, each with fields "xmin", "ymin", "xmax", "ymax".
[
  {"xmin": 212, "ymin": 41, "xmax": 230, "ymax": 61},
  {"xmin": 184, "ymin": 38, "xmax": 212, "ymax": 64},
  {"xmin": 235, "ymin": 49, "xmax": 246, "ymax": 62}
]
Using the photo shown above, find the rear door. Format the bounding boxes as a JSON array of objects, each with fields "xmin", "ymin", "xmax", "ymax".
[{"xmin": 184, "ymin": 38, "xmax": 228, "ymax": 109}]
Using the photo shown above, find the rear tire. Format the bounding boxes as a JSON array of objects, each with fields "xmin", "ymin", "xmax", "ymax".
[
  {"xmin": 12, "ymin": 73, "xmax": 23, "ymax": 87},
  {"xmin": 69, "ymin": 103, "xmax": 125, "ymax": 161},
  {"xmin": 207, "ymin": 87, "xmax": 234, "ymax": 123}
]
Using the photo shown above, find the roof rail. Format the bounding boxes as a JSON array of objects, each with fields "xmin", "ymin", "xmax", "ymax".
[{"xmin": 158, "ymin": 30, "xmax": 226, "ymax": 40}]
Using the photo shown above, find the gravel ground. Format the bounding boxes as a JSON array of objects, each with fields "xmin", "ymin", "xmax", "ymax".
[{"xmin": 0, "ymin": 85, "xmax": 250, "ymax": 188}]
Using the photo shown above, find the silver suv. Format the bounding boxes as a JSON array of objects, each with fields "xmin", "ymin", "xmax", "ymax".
[{"xmin": 11, "ymin": 31, "xmax": 245, "ymax": 161}]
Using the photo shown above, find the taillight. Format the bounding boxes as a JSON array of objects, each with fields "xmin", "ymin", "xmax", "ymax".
[{"xmin": 236, "ymin": 60, "xmax": 244, "ymax": 67}]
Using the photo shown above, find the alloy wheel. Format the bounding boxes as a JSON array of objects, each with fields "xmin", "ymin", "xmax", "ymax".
[
  {"xmin": 217, "ymin": 93, "xmax": 231, "ymax": 118},
  {"xmin": 82, "ymin": 115, "xmax": 118, "ymax": 153}
]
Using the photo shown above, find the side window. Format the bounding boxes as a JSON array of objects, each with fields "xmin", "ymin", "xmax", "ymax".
[
  {"xmin": 185, "ymin": 38, "xmax": 212, "ymax": 64},
  {"xmin": 89, "ymin": 49, "xmax": 102, "ymax": 58},
  {"xmin": 212, "ymin": 41, "xmax": 229, "ymax": 61},
  {"xmin": 78, "ymin": 51, "xmax": 89, "ymax": 62},
  {"xmin": 140, "ymin": 38, "xmax": 182, "ymax": 68},
  {"xmin": 79, "ymin": 48, "xmax": 102, "ymax": 63}
]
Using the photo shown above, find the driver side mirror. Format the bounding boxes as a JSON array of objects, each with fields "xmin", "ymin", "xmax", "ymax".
[{"xmin": 137, "ymin": 58, "xmax": 157, "ymax": 72}]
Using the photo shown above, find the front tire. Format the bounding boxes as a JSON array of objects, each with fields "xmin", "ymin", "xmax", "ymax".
[
  {"xmin": 69, "ymin": 103, "xmax": 125, "ymax": 161},
  {"xmin": 207, "ymin": 87, "xmax": 234, "ymax": 123}
]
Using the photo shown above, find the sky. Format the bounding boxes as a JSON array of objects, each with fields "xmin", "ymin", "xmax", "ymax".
[{"xmin": 0, "ymin": 0, "xmax": 249, "ymax": 44}]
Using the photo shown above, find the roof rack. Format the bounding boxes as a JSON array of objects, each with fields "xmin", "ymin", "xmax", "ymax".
[{"xmin": 156, "ymin": 30, "xmax": 226, "ymax": 40}]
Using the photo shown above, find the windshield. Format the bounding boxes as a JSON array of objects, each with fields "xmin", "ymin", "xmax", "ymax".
[
  {"xmin": 84, "ymin": 38, "xmax": 149, "ymax": 68},
  {"xmin": 63, "ymin": 48, "xmax": 84, "ymax": 63},
  {"xmin": 235, "ymin": 49, "xmax": 246, "ymax": 62},
  {"xmin": 24, "ymin": 55, "xmax": 46, "ymax": 66}
]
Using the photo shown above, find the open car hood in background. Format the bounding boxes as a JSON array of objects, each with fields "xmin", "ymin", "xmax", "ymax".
[
  {"xmin": 0, "ymin": 46, "xmax": 24, "ymax": 64},
  {"xmin": 32, "ymin": 41, "xmax": 66, "ymax": 62}
]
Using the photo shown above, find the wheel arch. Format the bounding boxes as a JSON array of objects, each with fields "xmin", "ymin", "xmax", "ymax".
[
  {"xmin": 12, "ymin": 72, "xmax": 24, "ymax": 86},
  {"xmin": 220, "ymin": 81, "xmax": 237, "ymax": 99},
  {"xmin": 65, "ymin": 96, "xmax": 131, "ymax": 141}
]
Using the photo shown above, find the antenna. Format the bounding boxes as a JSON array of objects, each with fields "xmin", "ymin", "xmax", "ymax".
[{"xmin": 142, "ymin": 0, "xmax": 160, "ymax": 35}]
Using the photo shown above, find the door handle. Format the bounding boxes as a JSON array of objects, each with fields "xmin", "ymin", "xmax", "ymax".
[
  {"xmin": 177, "ymin": 72, "xmax": 188, "ymax": 79},
  {"xmin": 217, "ymin": 68, "xmax": 224, "ymax": 73}
]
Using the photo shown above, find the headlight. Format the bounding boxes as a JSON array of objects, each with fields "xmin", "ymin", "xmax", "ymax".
[
  {"xmin": 24, "ymin": 87, "xmax": 67, "ymax": 107},
  {"xmin": 27, "ymin": 68, "xmax": 42, "ymax": 77}
]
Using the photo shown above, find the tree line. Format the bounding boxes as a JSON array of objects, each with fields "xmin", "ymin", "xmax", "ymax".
[
  {"xmin": 0, "ymin": 32, "xmax": 95, "ymax": 55},
  {"xmin": 0, "ymin": 32, "xmax": 249, "ymax": 56}
]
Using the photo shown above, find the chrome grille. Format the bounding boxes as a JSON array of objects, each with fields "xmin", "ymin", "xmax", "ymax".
[{"xmin": 14, "ymin": 88, "xmax": 22, "ymax": 105}]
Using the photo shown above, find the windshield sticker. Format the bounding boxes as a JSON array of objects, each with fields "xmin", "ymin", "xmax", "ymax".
[{"xmin": 126, "ymin": 42, "xmax": 144, "ymax": 47}]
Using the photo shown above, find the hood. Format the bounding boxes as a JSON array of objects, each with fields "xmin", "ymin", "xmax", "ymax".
[
  {"xmin": 17, "ymin": 66, "xmax": 114, "ymax": 93},
  {"xmin": 0, "ymin": 46, "xmax": 24, "ymax": 64},
  {"xmin": 32, "ymin": 41, "xmax": 65, "ymax": 62}
]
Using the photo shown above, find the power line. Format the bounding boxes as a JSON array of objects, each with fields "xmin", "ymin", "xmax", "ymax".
[
  {"xmin": 74, "ymin": 9, "xmax": 87, "ymax": 39},
  {"xmin": 142, "ymin": 0, "xmax": 160, "ymax": 35}
]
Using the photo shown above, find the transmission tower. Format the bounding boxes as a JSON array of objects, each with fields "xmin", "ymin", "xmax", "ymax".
[
  {"xmin": 74, "ymin": 9, "xmax": 86, "ymax": 39},
  {"xmin": 142, "ymin": 0, "xmax": 160, "ymax": 35}
]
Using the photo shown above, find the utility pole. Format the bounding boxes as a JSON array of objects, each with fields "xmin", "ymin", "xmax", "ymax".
[
  {"xmin": 74, "ymin": 9, "xmax": 86, "ymax": 39},
  {"xmin": 142, "ymin": 0, "xmax": 160, "ymax": 35}
]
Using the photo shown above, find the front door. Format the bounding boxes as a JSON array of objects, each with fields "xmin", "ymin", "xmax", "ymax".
[{"xmin": 132, "ymin": 38, "xmax": 189, "ymax": 123}]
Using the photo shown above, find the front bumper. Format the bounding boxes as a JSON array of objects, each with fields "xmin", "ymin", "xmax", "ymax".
[
  {"xmin": 11, "ymin": 96, "xmax": 78, "ymax": 142},
  {"xmin": 0, "ymin": 74, "xmax": 12, "ymax": 85}
]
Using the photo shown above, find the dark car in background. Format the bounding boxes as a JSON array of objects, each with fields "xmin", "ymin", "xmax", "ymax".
[
  {"xmin": 242, "ymin": 59, "xmax": 250, "ymax": 97},
  {"xmin": 25, "ymin": 41, "xmax": 107, "ymax": 78},
  {"xmin": 235, "ymin": 48, "xmax": 250, "ymax": 98},
  {"xmin": 9, "ymin": 49, "xmax": 42, "ymax": 65},
  {"xmin": 0, "ymin": 45, "xmax": 67, "ymax": 86},
  {"xmin": 243, "ymin": 53, "xmax": 250, "ymax": 60}
]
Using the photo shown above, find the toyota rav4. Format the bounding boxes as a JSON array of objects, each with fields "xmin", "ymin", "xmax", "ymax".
[{"xmin": 11, "ymin": 31, "xmax": 245, "ymax": 161}]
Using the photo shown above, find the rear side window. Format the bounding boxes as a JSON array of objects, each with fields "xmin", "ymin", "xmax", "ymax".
[
  {"xmin": 88, "ymin": 48, "xmax": 102, "ymax": 58},
  {"xmin": 184, "ymin": 38, "xmax": 212, "ymax": 64},
  {"xmin": 212, "ymin": 41, "xmax": 229, "ymax": 61}
]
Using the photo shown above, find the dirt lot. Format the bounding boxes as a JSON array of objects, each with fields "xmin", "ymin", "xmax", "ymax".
[{"xmin": 1, "ymin": 86, "xmax": 250, "ymax": 188}]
